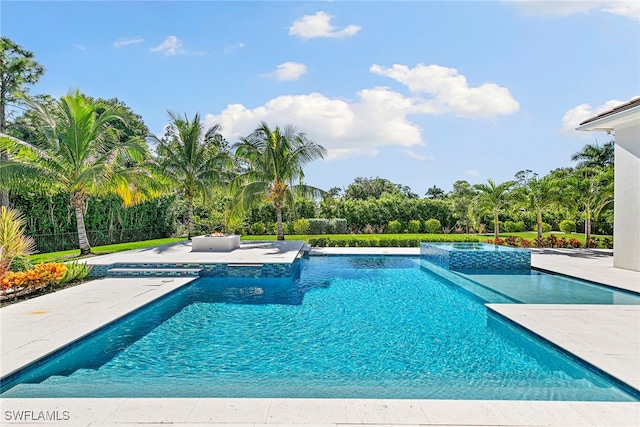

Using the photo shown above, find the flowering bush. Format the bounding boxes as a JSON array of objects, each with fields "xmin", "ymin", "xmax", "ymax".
[{"xmin": 0, "ymin": 262, "xmax": 67, "ymax": 292}]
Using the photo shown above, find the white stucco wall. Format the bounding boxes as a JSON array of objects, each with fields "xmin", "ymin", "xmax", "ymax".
[{"xmin": 613, "ymin": 124, "xmax": 640, "ymax": 271}]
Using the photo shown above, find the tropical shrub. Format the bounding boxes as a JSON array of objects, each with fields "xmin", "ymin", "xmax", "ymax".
[
  {"xmin": 505, "ymin": 235, "xmax": 519, "ymax": 247},
  {"xmin": 518, "ymin": 237, "xmax": 532, "ymax": 248},
  {"xmin": 602, "ymin": 237, "xmax": 613, "ymax": 249},
  {"xmin": 59, "ymin": 261, "xmax": 93, "ymax": 284},
  {"xmin": 387, "ymin": 220, "xmax": 402, "ymax": 233},
  {"xmin": 503, "ymin": 220, "xmax": 526, "ymax": 232},
  {"xmin": 0, "ymin": 262, "xmax": 67, "ymax": 292},
  {"xmin": 568, "ymin": 238, "xmax": 582, "ymax": 248},
  {"xmin": 545, "ymin": 234, "xmax": 558, "ymax": 248},
  {"xmin": 10, "ymin": 255, "xmax": 34, "ymax": 272},
  {"xmin": 251, "ymin": 221, "xmax": 265, "ymax": 235},
  {"xmin": 0, "ymin": 207, "xmax": 37, "ymax": 274},
  {"xmin": 328, "ymin": 218, "xmax": 348, "ymax": 234},
  {"xmin": 407, "ymin": 220, "xmax": 421, "ymax": 233},
  {"xmin": 541, "ymin": 222, "xmax": 552, "ymax": 233},
  {"xmin": 293, "ymin": 219, "xmax": 310, "ymax": 235},
  {"xmin": 586, "ymin": 238, "xmax": 600, "ymax": 248},
  {"xmin": 423, "ymin": 218, "xmax": 442, "ymax": 234},
  {"xmin": 534, "ymin": 237, "xmax": 545, "ymax": 248},
  {"xmin": 308, "ymin": 218, "xmax": 329, "ymax": 234},
  {"xmin": 556, "ymin": 237, "xmax": 568, "ymax": 248},
  {"xmin": 559, "ymin": 220, "xmax": 576, "ymax": 234}
]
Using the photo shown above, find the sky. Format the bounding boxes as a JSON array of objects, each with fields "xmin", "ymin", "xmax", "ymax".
[{"xmin": 2, "ymin": 0, "xmax": 639, "ymax": 196}]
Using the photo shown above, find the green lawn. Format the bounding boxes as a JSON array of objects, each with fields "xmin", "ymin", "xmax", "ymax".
[
  {"xmin": 29, "ymin": 237, "xmax": 187, "ymax": 264},
  {"xmin": 30, "ymin": 232, "xmax": 612, "ymax": 264}
]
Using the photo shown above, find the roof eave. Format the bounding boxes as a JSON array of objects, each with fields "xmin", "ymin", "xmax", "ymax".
[{"xmin": 576, "ymin": 105, "xmax": 640, "ymax": 132}]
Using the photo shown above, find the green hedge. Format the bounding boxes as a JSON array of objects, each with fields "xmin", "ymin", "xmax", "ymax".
[{"xmin": 309, "ymin": 235, "xmax": 480, "ymax": 247}]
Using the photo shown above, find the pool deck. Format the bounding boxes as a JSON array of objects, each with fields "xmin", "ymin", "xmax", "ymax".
[{"xmin": 1, "ymin": 243, "xmax": 639, "ymax": 426}]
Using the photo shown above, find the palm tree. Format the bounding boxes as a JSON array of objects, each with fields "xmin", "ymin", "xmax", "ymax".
[
  {"xmin": 473, "ymin": 179, "xmax": 515, "ymax": 239},
  {"xmin": 0, "ymin": 89, "xmax": 156, "ymax": 254},
  {"xmin": 571, "ymin": 140, "xmax": 614, "ymax": 169},
  {"xmin": 233, "ymin": 122, "xmax": 326, "ymax": 240},
  {"xmin": 514, "ymin": 170, "xmax": 559, "ymax": 239},
  {"xmin": 148, "ymin": 112, "xmax": 229, "ymax": 239},
  {"xmin": 563, "ymin": 167, "xmax": 613, "ymax": 241}
]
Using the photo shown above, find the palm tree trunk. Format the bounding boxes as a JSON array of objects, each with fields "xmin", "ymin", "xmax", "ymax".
[
  {"xmin": 187, "ymin": 194, "xmax": 194, "ymax": 240},
  {"xmin": 71, "ymin": 192, "xmax": 91, "ymax": 255},
  {"xmin": 537, "ymin": 210, "xmax": 543, "ymax": 239},
  {"xmin": 585, "ymin": 206, "xmax": 591, "ymax": 242},
  {"xmin": 494, "ymin": 210, "xmax": 500, "ymax": 239},
  {"xmin": 276, "ymin": 205, "xmax": 284, "ymax": 241}
]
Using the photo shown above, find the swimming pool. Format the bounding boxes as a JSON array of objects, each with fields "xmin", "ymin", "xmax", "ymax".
[{"xmin": 1, "ymin": 256, "xmax": 638, "ymax": 400}]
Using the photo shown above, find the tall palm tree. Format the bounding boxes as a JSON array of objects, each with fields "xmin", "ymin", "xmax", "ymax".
[
  {"xmin": 148, "ymin": 112, "xmax": 229, "ymax": 239},
  {"xmin": 571, "ymin": 140, "xmax": 614, "ymax": 169},
  {"xmin": 233, "ymin": 122, "xmax": 326, "ymax": 240},
  {"xmin": 514, "ymin": 170, "xmax": 559, "ymax": 239},
  {"xmin": 0, "ymin": 89, "xmax": 156, "ymax": 254},
  {"xmin": 563, "ymin": 167, "xmax": 613, "ymax": 241},
  {"xmin": 473, "ymin": 179, "xmax": 515, "ymax": 239}
]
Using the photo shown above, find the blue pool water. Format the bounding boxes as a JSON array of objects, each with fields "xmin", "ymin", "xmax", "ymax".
[{"xmin": 1, "ymin": 256, "xmax": 637, "ymax": 400}]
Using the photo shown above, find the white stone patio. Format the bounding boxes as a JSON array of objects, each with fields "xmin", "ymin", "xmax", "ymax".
[{"xmin": 1, "ymin": 243, "xmax": 639, "ymax": 426}]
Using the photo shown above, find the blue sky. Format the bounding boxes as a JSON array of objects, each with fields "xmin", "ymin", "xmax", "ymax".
[{"xmin": 3, "ymin": 1, "xmax": 639, "ymax": 195}]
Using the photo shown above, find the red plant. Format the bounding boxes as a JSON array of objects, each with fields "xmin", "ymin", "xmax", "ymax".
[
  {"xmin": 534, "ymin": 237, "xmax": 545, "ymax": 248},
  {"xmin": 586, "ymin": 238, "xmax": 600, "ymax": 248},
  {"xmin": 545, "ymin": 234, "xmax": 558, "ymax": 248},
  {"xmin": 505, "ymin": 236, "xmax": 518, "ymax": 247},
  {"xmin": 518, "ymin": 238, "xmax": 532, "ymax": 248},
  {"xmin": 568, "ymin": 238, "xmax": 582, "ymax": 248},
  {"xmin": 556, "ymin": 237, "xmax": 568, "ymax": 248}
]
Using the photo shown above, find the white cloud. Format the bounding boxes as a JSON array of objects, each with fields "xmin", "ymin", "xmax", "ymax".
[
  {"xmin": 114, "ymin": 37, "xmax": 144, "ymax": 48},
  {"xmin": 370, "ymin": 63, "xmax": 519, "ymax": 118},
  {"xmin": 561, "ymin": 99, "xmax": 624, "ymax": 135},
  {"xmin": 224, "ymin": 42, "xmax": 244, "ymax": 54},
  {"xmin": 404, "ymin": 150, "xmax": 434, "ymax": 161},
  {"xmin": 204, "ymin": 63, "xmax": 518, "ymax": 160},
  {"xmin": 466, "ymin": 169, "xmax": 482, "ymax": 177},
  {"xmin": 74, "ymin": 44, "xmax": 86, "ymax": 51},
  {"xmin": 506, "ymin": 1, "xmax": 640, "ymax": 21},
  {"xmin": 150, "ymin": 36, "xmax": 184, "ymax": 56},
  {"xmin": 261, "ymin": 62, "xmax": 308, "ymax": 81},
  {"xmin": 289, "ymin": 11, "xmax": 361, "ymax": 39}
]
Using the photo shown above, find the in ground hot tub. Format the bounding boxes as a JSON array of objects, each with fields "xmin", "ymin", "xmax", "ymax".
[{"xmin": 420, "ymin": 242, "xmax": 530, "ymax": 272}]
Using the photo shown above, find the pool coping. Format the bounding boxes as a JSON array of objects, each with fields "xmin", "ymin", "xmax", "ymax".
[{"xmin": 1, "ymin": 244, "xmax": 639, "ymax": 425}]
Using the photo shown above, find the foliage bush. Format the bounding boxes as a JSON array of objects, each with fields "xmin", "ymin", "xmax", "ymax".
[
  {"xmin": 1, "ymin": 207, "xmax": 37, "ymax": 274},
  {"xmin": 251, "ymin": 221, "xmax": 265, "ymax": 235},
  {"xmin": 10, "ymin": 255, "xmax": 34, "ymax": 272},
  {"xmin": 1, "ymin": 262, "xmax": 67, "ymax": 292},
  {"xmin": 541, "ymin": 222, "xmax": 552, "ymax": 233},
  {"xmin": 568, "ymin": 238, "xmax": 581, "ymax": 248},
  {"xmin": 503, "ymin": 220, "xmax": 526, "ymax": 232},
  {"xmin": 386, "ymin": 220, "xmax": 402, "ymax": 233},
  {"xmin": 407, "ymin": 220, "xmax": 421, "ymax": 233},
  {"xmin": 293, "ymin": 218, "xmax": 310, "ymax": 235},
  {"xmin": 559, "ymin": 220, "xmax": 576, "ymax": 234},
  {"xmin": 308, "ymin": 218, "xmax": 329, "ymax": 234},
  {"xmin": 60, "ymin": 261, "xmax": 93, "ymax": 284},
  {"xmin": 308, "ymin": 235, "xmax": 479, "ymax": 247},
  {"xmin": 423, "ymin": 218, "xmax": 442, "ymax": 234},
  {"xmin": 328, "ymin": 218, "xmax": 348, "ymax": 234}
]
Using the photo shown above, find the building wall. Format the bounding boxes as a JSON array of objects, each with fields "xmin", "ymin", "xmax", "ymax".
[{"xmin": 614, "ymin": 124, "xmax": 640, "ymax": 271}]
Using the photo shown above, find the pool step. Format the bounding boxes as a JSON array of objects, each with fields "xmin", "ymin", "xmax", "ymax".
[{"xmin": 106, "ymin": 267, "xmax": 202, "ymax": 278}]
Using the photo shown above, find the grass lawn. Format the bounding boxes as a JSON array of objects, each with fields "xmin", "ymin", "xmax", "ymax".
[
  {"xmin": 29, "ymin": 237, "xmax": 187, "ymax": 264},
  {"xmin": 29, "ymin": 232, "xmax": 612, "ymax": 264}
]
